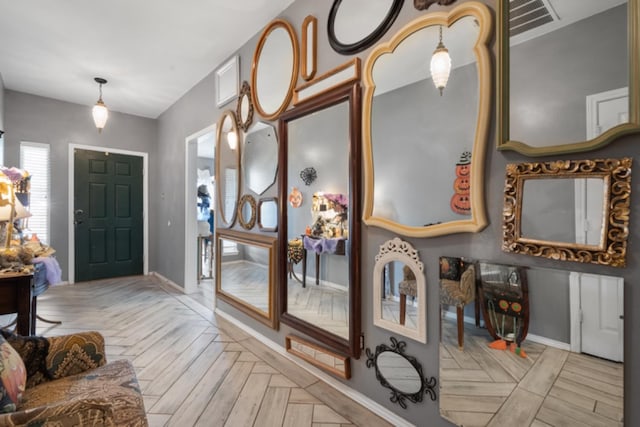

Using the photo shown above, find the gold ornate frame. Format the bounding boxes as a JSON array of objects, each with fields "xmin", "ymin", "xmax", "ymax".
[
  {"xmin": 236, "ymin": 81, "xmax": 254, "ymax": 132},
  {"xmin": 502, "ymin": 158, "xmax": 632, "ymax": 267},
  {"xmin": 497, "ymin": 0, "xmax": 640, "ymax": 156},
  {"xmin": 251, "ymin": 18, "xmax": 300, "ymax": 121},
  {"xmin": 216, "ymin": 229, "xmax": 278, "ymax": 329},
  {"xmin": 237, "ymin": 194, "xmax": 257, "ymax": 230},
  {"xmin": 362, "ymin": 1, "xmax": 492, "ymax": 238},
  {"xmin": 215, "ymin": 110, "xmax": 241, "ymax": 228}
]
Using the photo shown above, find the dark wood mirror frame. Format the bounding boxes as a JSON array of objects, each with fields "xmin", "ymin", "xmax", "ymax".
[
  {"xmin": 328, "ymin": 0, "xmax": 404, "ymax": 55},
  {"xmin": 278, "ymin": 82, "xmax": 362, "ymax": 358}
]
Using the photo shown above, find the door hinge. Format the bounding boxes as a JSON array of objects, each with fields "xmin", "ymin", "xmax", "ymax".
[{"xmin": 360, "ymin": 334, "xmax": 365, "ymax": 350}]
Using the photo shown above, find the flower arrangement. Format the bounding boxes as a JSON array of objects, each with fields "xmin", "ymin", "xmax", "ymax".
[{"xmin": 324, "ymin": 193, "xmax": 348, "ymax": 212}]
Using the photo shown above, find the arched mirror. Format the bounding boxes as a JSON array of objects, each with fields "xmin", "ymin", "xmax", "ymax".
[
  {"xmin": 236, "ymin": 81, "xmax": 254, "ymax": 132},
  {"xmin": 237, "ymin": 194, "xmax": 257, "ymax": 230},
  {"xmin": 216, "ymin": 110, "xmax": 241, "ymax": 228},
  {"xmin": 362, "ymin": 2, "xmax": 492, "ymax": 238},
  {"xmin": 258, "ymin": 197, "xmax": 278, "ymax": 232},
  {"xmin": 373, "ymin": 238, "xmax": 426, "ymax": 343},
  {"xmin": 498, "ymin": 0, "xmax": 640, "ymax": 156},
  {"xmin": 279, "ymin": 82, "xmax": 362, "ymax": 358},
  {"xmin": 251, "ymin": 19, "xmax": 299, "ymax": 121},
  {"xmin": 243, "ymin": 121, "xmax": 278, "ymax": 195},
  {"xmin": 328, "ymin": 0, "xmax": 404, "ymax": 55}
]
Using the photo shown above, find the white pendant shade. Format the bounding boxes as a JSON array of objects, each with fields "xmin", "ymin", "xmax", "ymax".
[
  {"xmin": 92, "ymin": 100, "xmax": 109, "ymax": 132},
  {"xmin": 430, "ymin": 46, "xmax": 451, "ymax": 95}
]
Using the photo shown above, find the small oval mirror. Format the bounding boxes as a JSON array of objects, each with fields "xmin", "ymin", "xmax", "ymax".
[
  {"xmin": 236, "ymin": 81, "xmax": 254, "ymax": 132},
  {"xmin": 238, "ymin": 194, "xmax": 257, "ymax": 230},
  {"xmin": 377, "ymin": 351, "xmax": 422, "ymax": 394}
]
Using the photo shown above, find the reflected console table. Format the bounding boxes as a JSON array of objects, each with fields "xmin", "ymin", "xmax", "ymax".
[
  {"xmin": 301, "ymin": 236, "xmax": 346, "ymax": 288},
  {"xmin": 0, "ymin": 272, "xmax": 34, "ymax": 335}
]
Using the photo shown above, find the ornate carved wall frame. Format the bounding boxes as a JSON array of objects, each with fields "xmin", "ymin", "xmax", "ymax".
[
  {"xmin": 216, "ymin": 229, "xmax": 278, "ymax": 329},
  {"xmin": 373, "ymin": 238, "xmax": 427, "ymax": 343},
  {"xmin": 286, "ymin": 335, "xmax": 351, "ymax": 379},
  {"xmin": 362, "ymin": 1, "xmax": 492, "ymax": 238},
  {"xmin": 497, "ymin": 0, "xmax": 640, "ymax": 156},
  {"xmin": 237, "ymin": 194, "xmax": 257, "ymax": 230},
  {"xmin": 502, "ymin": 158, "xmax": 632, "ymax": 267},
  {"xmin": 236, "ymin": 81, "xmax": 254, "ymax": 132},
  {"xmin": 301, "ymin": 15, "xmax": 317, "ymax": 81},
  {"xmin": 365, "ymin": 337, "xmax": 437, "ymax": 409},
  {"xmin": 328, "ymin": 0, "xmax": 404, "ymax": 55}
]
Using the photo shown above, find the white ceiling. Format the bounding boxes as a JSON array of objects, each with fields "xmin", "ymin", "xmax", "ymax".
[{"xmin": 0, "ymin": 0, "xmax": 295, "ymax": 119}]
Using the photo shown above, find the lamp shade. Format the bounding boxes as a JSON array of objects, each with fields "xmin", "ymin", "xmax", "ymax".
[
  {"xmin": 430, "ymin": 44, "xmax": 451, "ymax": 95},
  {"xmin": 92, "ymin": 100, "xmax": 109, "ymax": 132}
]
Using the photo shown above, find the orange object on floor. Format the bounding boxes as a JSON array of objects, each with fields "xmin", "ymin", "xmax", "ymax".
[
  {"xmin": 489, "ymin": 339, "xmax": 507, "ymax": 350},
  {"xmin": 509, "ymin": 342, "xmax": 528, "ymax": 358}
]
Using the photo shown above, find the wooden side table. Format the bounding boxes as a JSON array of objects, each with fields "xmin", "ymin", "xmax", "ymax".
[{"xmin": 0, "ymin": 272, "xmax": 34, "ymax": 335}]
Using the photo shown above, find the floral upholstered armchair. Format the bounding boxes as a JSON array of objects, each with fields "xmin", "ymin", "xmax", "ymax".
[{"xmin": 0, "ymin": 330, "xmax": 147, "ymax": 426}]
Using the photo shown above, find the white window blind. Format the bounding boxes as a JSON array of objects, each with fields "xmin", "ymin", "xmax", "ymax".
[
  {"xmin": 20, "ymin": 142, "xmax": 50, "ymax": 244},
  {"xmin": 223, "ymin": 167, "xmax": 238, "ymax": 255}
]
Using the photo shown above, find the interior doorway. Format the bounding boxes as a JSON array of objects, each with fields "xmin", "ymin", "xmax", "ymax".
[{"xmin": 184, "ymin": 125, "xmax": 216, "ymax": 295}]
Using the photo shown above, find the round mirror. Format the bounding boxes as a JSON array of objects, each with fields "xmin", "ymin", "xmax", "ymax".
[
  {"xmin": 216, "ymin": 110, "xmax": 241, "ymax": 228},
  {"xmin": 251, "ymin": 19, "xmax": 299, "ymax": 120},
  {"xmin": 377, "ymin": 351, "xmax": 422, "ymax": 394},
  {"xmin": 236, "ymin": 81, "xmax": 254, "ymax": 132},
  {"xmin": 243, "ymin": 121, "xmax": 278, "ymax": 195},
  {"xmin": 238, "ymin": 194, "xmax": 257, "ymax": 230},
  {"xmin": 328, "ymin": 0, "xmax": 403, "ymax": 55}
]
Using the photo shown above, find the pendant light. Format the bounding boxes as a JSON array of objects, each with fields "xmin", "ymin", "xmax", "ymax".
[
  {"xmin": 430, "ymin": 25, "xmax": 452, "ymax": 96},
  {"xmin": 92, "ymin": 77, "xmax": 109, "ymax": 132}
]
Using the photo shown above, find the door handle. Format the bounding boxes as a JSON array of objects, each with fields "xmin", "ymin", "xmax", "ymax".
[{"xmin": 74, "ymin": 209, "xmax": 84, "ymax": 225}]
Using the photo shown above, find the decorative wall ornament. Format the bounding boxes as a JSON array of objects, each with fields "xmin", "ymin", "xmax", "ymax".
[
  {"xmin": 366, "ymin": 337, "xmax": 437, "ymax": 408},
  {"xmin": 288, "ymin": 186, "xmax": 302, "ymax": 208},
  {"xmin": 375, "ymin": 237, "xmax": 422, "ymax": 267},
  {"xmin": 236, "ymin": 81, "xmax": 254, "ymax": 132},
  {"xmin": 414, "ymin": 0, "xmax": 458, "ymax": 10},
  {"xmin": 301, "ymin": 15, "xmax": 318, "ymax": 81},
  {"xmin": 502, "ymin": 157, "xmax": 632, "ymax": 267},
  {"xmin": 450, "ymin": 151, "xmax": 471, "ymax": 215},
  {"xmin": 299, "ymin": 167, "xmax": 317, "ymax": 186}
]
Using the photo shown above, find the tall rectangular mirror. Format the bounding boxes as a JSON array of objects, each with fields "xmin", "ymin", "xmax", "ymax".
[
  {"xmin": 439, "ymin": 264, "xmax": 624, "ymax": 426},
  {"xmin": 216, "ymin": 229, "xmax": 278, "ymax": 329},
  {"xmin": 279, "ymin": 82, "xmax": 361, "ymax": 358}
]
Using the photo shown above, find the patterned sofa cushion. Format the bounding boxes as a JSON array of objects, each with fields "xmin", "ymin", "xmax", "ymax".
[
  {"xmin": 0, "ymin": 335, "xmax": 26, "ymax": 413},
  {"xmin": 46, "ymin": 331, "xmax": 106, "ymax": 380}
]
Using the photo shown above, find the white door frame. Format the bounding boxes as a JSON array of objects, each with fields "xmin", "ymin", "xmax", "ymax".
[
  {"xmin": 184, "ymin": 124, "xmax": 216, "ymax": 294},
  {"xmin": 67, "ymin": 144, "xmax": 149, "ymax": 284}
]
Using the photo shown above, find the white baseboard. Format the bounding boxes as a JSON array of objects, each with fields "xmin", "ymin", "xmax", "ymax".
[
  {"xmin": 149, "ymin": 271, "xmax": 187, "ymax": 294},
  {"xmin": 214, "ymin": 308, "xmax": 415, "ymax": 427},
  {"xmin": 442, "ymin": 310, "xmax": 570, "ymax": 351}
]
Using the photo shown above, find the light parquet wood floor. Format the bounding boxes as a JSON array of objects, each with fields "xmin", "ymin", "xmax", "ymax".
[
  {"xmin": 440, "ymin": 315, "xmax": 624, "ymax": 427},
  {"xmin": 28, "ymin": 275, "xmax": 391, "ymax": 427}
]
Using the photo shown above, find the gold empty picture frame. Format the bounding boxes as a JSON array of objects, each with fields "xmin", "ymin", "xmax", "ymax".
[
  {"xmin": 502, "ymin": 157, "xmax": 632, "ymax": 267},
  {"xmin": 286, "ymin": 335, "xmax": 351, "ymax": 379},
  {"xmin": 293, "ymin": 58, "xmax": 361, "ymax": 105}
]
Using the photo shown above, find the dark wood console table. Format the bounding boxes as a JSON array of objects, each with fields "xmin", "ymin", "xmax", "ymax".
[
  {"xmin": 301, "ymin": 236, "xmax": 346, "ymax": 288},
  {"xmin": 0, "ymin": 272, "xmax": 34, "ymax": 335}
]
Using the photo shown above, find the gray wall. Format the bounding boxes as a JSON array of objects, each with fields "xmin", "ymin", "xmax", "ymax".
[
  {"xmin": 0, "ymin": 73, "xmax": 5, "ymax": 131},
  {"xmin": 510, "ymin": 5, "xmax": 627, "ymax": 144},
  {"xmin": 4, "ymin": 90, "xmax": 157, "ymax": 280}
]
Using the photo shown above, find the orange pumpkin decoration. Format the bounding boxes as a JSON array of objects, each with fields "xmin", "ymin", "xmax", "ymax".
[{"xmin": 451, "ymin": 151, "xmax": 471, "ymax": 215}]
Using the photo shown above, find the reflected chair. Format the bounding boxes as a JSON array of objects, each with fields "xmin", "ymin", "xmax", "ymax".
[
  {"xmin": 439, "ymin": 257, "xmax": 476, "ymax": 350},
  {"xmin": 398, "ymin": 265, "xmax": 417, "ymax": 326}
]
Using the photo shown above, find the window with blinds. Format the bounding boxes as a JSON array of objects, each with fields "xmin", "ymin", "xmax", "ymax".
[
  {"xmin": 223, "ymin": 167, "xmax": 238, "ymax": 255},
  {"xmin": 20, "ymin": 142, "xmax": 50, "ymax": 244}
]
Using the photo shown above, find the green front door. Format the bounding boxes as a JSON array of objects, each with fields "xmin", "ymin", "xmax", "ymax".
[{"xmin": 74, "ymin": 149, "xmax": 144, "ymax": 281}]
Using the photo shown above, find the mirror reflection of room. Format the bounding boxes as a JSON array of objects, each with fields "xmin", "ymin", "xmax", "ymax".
[
  {"xmin": 381, "ymin": 261, "xmax": 418, "ymax": 329},
  {"xmin": 196, "ymin": 135, "xmax": 215, "ymax": 283},
  {"xmin": 286, "ymin": 101, "xmax": 350, "ymax": 340},
  {"xmin": 439, "ymin": 262, "xmax": 624, "ymax": 426}
]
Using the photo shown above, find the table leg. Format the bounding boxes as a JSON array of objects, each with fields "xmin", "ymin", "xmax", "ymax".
[
  {"xmin": 315, "ymin": 254, "xmax": 320, "ymax": 285},
  {"xmin": 399, "ymin": 295, "xmax": 407, "ymax": 326},
  {"xmin": 302, "ymin": 248, "xmax": 307, "ymax": 288},
  {"xmin": 16, "ymin": 276, "xmax": 32, "ymax": 336}
]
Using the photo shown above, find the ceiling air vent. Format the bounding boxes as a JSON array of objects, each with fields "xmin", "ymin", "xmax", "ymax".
[{"xmin": 510, "ymin": 0, "xmax": 557, "ymax": 36}]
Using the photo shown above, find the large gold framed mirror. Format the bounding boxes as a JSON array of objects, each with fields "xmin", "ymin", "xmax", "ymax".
[
  {"xmin": 362, "ymin": 1, "xmax": 492, "ymax": 238},
  {"xmin": 498, "ymin": 0, "xmax": 640, "ymax": 156},
  {"xmin": 440, "ymin": 264, "xmax": 624, "ymax": 426},
  {"xmin": 502, "ymin": 158, "xmax": 632, "ymax": 267},
  {"xmin": 216, "ymin": 229, "xmax": 278, "ymax": 329},
  {"xmin": 251, "ymin": 19, "xmax": 299, "ymax": 121},
  {"xmin": 279, "ymin": 82, "xmax": 362, "ymax": 358},
  {"xmin": 216, "ymin": 110, "xmax": 241, "ymax": 228}
]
